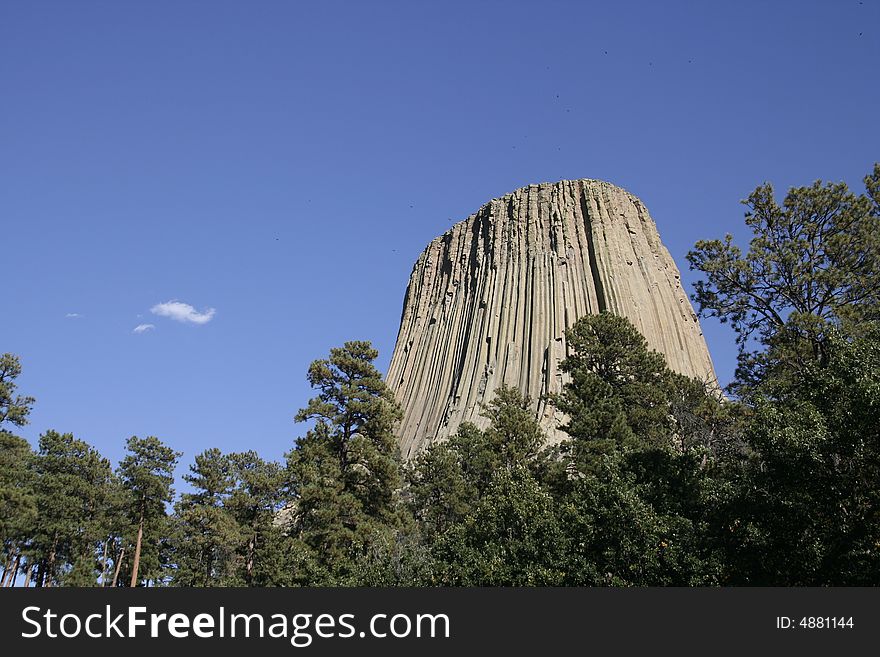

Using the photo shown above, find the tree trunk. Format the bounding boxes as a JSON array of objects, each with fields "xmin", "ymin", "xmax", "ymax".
[
  {"xmin": 45, "ymin": 535, "xmax": 58, "ymax": 588},
  {"xmin": 0, "ymin": 553, "xmax": 9, "ymax": 587},
  {"xmin": 205, "ymin": 548, "xmax": 214, "ymax": 588},
  {"xmin": 0, "ymin": 560, "xmax": 10, "ymax": 588},
  {"xmin": 23, "ymin": 563, "xmax": 33, "ymax": 588},
  {"xmin": 6, "ymin": 553, "xmax": 21, "ymax": 587},
  {"xmin": 111, "ymin": 548, "xmax": 125, "ymax": 587},
  {"xmin": 100, "ymin": 539, "xmax": 109, "ymax": 587},
  {"xmin": 246, "ymin": 532, "xmax": 256, "ymax": 585},
  {"xmin": 130, "ymin": 507, "xmax": 145, "ymax": 587},
  {"xmin": 35, "ymin": 559, "xmax": 45, "ymax": 587}
]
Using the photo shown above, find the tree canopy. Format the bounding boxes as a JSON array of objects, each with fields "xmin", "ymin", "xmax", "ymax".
[{"xmin": 687, "ymin": 164, "xmax": 880, "ymax": 389}]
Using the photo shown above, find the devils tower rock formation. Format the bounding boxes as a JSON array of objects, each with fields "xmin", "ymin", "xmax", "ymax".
[{"xmin": 387, "ymin": 179, "xmax": 716, "ymax": 458}]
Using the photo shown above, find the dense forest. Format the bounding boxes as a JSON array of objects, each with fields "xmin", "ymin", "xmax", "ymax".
[{"xmin": 2, "ymin": 166, "xmax": 878, "ymax": 587}]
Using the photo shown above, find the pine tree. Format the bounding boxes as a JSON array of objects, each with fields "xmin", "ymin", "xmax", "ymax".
[
  {"xmin": 28, "ymin": 431, "xmax": 112, "ymax": 586},
  {"xmin": 435, "ymin": 466, "xmax": 565, "ymax": 586},
  {"xmin": 552, "ymin": 312, "xmax": 677, "ymax": 468},
  {"xmin": 722, "ymin": 326, "xmax": 880, "ymax": 584},
  {"xmin": 687, "ymin": 163, "xmax": 880, "ymax": 392},
  {"xmin": 97, "ymin": 474, "xmax": 129, "ymax": 586},
  {"xmin": 0, "ymin": 354, "xmax": 35, "ymax": 430},
  {"xmin": 118, "ymin": 436, "xmax": 179, "ymax": 587},
  {"xmin": 225, "ymin": 451, "xmax": 286, "ymax": 585},
  {"xmin": 409, "ymin": 386, "xmax": 566, "ymax": 584},
  {"xmin": 0, "ymin": 353, "xmax": 37, "ymax": 586},
  {"xmin": 171, "ymin": 448, "xmax": 239, "ymax": 586},
  {"xmin": 0, "ymin": 432, "xmax": 36, "ymax": 586},
  {"xmin": 548, "ymin": 313, "xmax": 730, "ymax": 585},
  {"xmin": 286, "ymin": 341, "xmax": 405, "ymax": 582},
  {"xmin": 408, "ymin": 386, "xmax": 547, "ymax": 539}
]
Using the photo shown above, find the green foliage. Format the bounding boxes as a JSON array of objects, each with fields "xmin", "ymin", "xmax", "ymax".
[
  {"xmin": 343, "ymin": 528, "xmax": 434, "ymax": 586},
  {"xmin": 683, "ymin": 166, "xmax": 880, "ymax": 584},
  {"xmin": 404, "ymin": 342, "xmax": 731, "ymax": 586},
  {"xmin": 96, "ymin": 474, "xmax": 130, "ymax": 586},
  {"xmin": 546, "ymin": 313, "xmax": 731, "ymax": 585},
  {"xmin": 225, "ymin": 451, "xmax": 287, "ymax": 585},
  {"xmin": 119, "ymin": 436, "xmax": 180, "ymax": 513},
  {"xmin": 0, "ymin": 354, "xmax": 35, "ymax": 429},
  {"xmin": 436, "ymin": 467, "xmax": 566, "ymax": 585},
  {"xmin": 29, "ymin": 430, "xmax": 112, "ymax": 586},
  {"xmin": 477, "ymin": 385, "xmax": 546, "ymax": 466},
  {"xmin": 554, "ymin": 313, "xmax": 672, "ymax": 449},
  {"xmin": 408, "ymin": 387, "xmax": 571, "ymax": 585},
  {"xmin": 687, "ymin": 164, "xmax": 880, "ymax": 391},
  {"xmin": 285, "ymin": 341, "xmax": 407, "ymax": 583},
  {"xmin": 408, "ymin": 386, "xmax": 550, "ymax": 542},
  {"xmin": 0, "ymin": 432, "xmax": 36, "ymax": 576},
  {"xmin": 722, "ymin": 327, "xmax": 880, "ymax": 584},
  {"xmin": 0, "ymin": 356, "xmax": 38, "ymax": 578},
  {"xmin": 171, "ymin": 449, "xmax": 239, "ymax": 586},
  {"xmin": 118, "ymin": 435, "xmax": 180, "ymax": 586},
  {"xmin": 407, "ymin": 438, "xmax": 475, "ymax": 540}
]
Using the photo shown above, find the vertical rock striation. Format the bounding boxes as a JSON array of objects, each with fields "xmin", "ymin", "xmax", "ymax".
[{"xmin": 387, "ymin": 179, "xmax": 716, "ymax": 458}]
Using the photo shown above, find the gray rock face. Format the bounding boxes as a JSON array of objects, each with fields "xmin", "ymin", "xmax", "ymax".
[{"xmin": 386, "ymin": 179, "xmax": 716, "ymax": 458}]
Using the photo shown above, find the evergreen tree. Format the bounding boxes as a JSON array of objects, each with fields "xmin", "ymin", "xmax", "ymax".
[
  {"xmin": 407, "ymin": 438, "xmax": 475, "ymax": 540},
  {"xmin": 409, "ymin": 386, "xmax": 570, "ymax": 584},
  {"xmin": 0, "ymin": 432, "xmax": 36, "ymax": 587},
  {"xmin": 286, "ymin": 341, "xmax": 405, "ymax": 582},
  {"xmin": 686, "ymin": 165, "xmax": 880, "ymax": 584},
  {"xmin": 97, "ymin": 474, "xmax": 130, "ymax": 586},
  {"xmin": 408, "ymin": 386, "xmax": 547, "ymax": 540},
  {"xmin": 0, "ymin": 354, "xmax": 35, "ymax": 430},
  {"xmin": 0, "ymin": 354, "xmax": 37, "ymax": 586},
  {"xmin": 435, "ymin": 466, "xmax": 565, "ymax": 585},
  {"xmin": 225, "ymin": 451, "xmax": 286, "ymax": 585},
  {"xmin": 118, "ymin": 435, "xmax": 179, "ymax": 587},
  {"xmin": 721, "ymin": 327, "xmax": 880, "ymax": 584},
  {"xmin": 549, "ymin": 313, "xmax": 730, "ymax": 585},
  {"xmin": 171, "ymin": 448, "xmax": 239, "ymax": 586},
  {"xmin": 29, "ymin": 431, "xmax": 112, "ymax": 586},
  {"xmin": 552, "ymin": 312, "xmax": 679, "ymax": 468},
  {"xmin": 687, "ymin": 163, "xmax": 880, "ymax": 392}
]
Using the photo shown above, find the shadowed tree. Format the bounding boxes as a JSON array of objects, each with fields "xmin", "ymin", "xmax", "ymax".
[
  {"xmin": 408, "ymin": 387, "xmax": 568, "ymax": 584},
  {"xmin": 408, "ymin": 386, "xmax": 547, "ymax": 540},
  {"xmin": 721, "ymin": 326, "xmax": 880, "ymax": 584}
]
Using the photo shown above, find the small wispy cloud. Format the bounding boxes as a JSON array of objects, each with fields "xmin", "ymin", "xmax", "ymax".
[
  {"xmin": 133, "ymin": 323, "xmax": 155, "ymax": 334},
  {"xmin": 65, "ymin": 313, "xmax": 82, "ymax": 318},
  {"xmin": 151, "ymin": 300, "xmax": 216, "ymax": 325}
]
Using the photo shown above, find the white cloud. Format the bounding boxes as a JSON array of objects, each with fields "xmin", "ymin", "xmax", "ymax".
[
  {"xmin": 133, "ymin": 323, "xmax": 155, "ymax": 334},
  {"xmin": 65, "ymin": 313, "xmax": 82, "ymax": 318},
  {"xmin": 150, "ymin": 300, "xmax": 216, "ymax": 325}
]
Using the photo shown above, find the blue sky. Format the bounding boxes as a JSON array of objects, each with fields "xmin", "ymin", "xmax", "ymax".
[{"xmin": 3, "ymin": 0, "xmax": 878, "ymax": 474}]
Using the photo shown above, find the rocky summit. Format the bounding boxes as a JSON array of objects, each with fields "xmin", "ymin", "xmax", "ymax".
[{"xmin": 386, "ymin": 179, "xmax": 716, "ymax": 458}]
